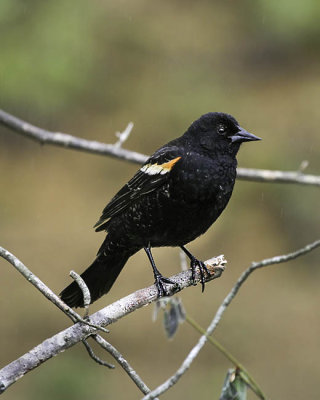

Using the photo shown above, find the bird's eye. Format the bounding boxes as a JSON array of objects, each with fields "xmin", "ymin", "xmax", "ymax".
[{"xmin": 218, "ymin": 124, "xmax": 226, "ymax": 135}]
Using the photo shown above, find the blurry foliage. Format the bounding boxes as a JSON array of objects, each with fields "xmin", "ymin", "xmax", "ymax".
[
  {"xmin": 0, "ymin": 0, "xmax": 98, "ymax": 112},
  {"xmin": 27, "ymin": 355, "xmax": 104, "ymax": 400},
  {"xmin": 0, "ymin": 1, "xmax": 320, "ymax": 400},
  {"xmin": 1, "ymin": 0, "xmax": 320, "ymax": 116},
  {"xmin": 255, "ymin": 0, "xmax": 320, "ymax": 43}
]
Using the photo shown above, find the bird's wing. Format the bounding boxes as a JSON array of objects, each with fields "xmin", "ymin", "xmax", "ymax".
[{"xmin": 94, "ymin": 147, "xmax": 182, "ymax": 231}]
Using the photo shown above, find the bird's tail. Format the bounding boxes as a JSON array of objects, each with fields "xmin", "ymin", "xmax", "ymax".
[{"xmin": 60, "ymin": 243, "xmax": 134, "ymax": 308}]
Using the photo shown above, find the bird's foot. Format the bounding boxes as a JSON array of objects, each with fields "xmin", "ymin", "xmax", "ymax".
[
  {"xmin": 154, "ymin": 273, "xmax": 176, "ymax": 297},
  {"xmin": 190, "ymin": 258, "xmax": 210, "ymax": 292}
]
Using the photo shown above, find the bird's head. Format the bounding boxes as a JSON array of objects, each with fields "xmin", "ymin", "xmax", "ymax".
[{"xmin": 186, "ymin": 112, "xmax": 261, "ymax": 156}]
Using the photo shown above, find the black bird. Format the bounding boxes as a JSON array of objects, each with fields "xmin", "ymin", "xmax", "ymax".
[{"xmin": 60, "ymin": 112, "xmax": 260, "ymax": 307}]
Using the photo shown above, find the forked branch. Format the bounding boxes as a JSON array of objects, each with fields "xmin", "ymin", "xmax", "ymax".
[{"xmin": 0, "ymin": 247, "xmax": 225, "ymax": 394}]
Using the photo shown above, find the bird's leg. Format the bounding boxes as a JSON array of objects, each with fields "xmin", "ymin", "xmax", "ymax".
[
  {"xmin": 144, "ymin": 246, "xmax": 175, "ymax": 297},
  {"xmin": 180, "ymin": 246, "xmax": 210, "ymax": 292}
]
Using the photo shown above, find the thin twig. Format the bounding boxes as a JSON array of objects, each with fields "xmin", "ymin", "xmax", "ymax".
[
  {"xmin": 84, "ymin": 331, "xmax": 154, "ymax": 395},
  {"xmin": 1, "ymin": 243, "xmax": 153, "ymax": 393},
  {"xmin": 87, "ymin": 334, "xmax": 159, "ymax": 399},
  {"xmin": 82, "ymin": 339, "xmax": 115, "ymax": 369},
  {"xmin": 0, "ymin": 108, "xmax": 146, "ymax": 163},
  {"xmin": 142, "ymin": 239, "xmax": 320, "ymax": 400},
  {"xmin": 93, "ymin": 335, "xmax": 158, "ymax": 398},
  {"xmin": 0, "ymin": 250, "xmax": 225, "ymax": 394},
  {"xmin": 1, "ymin": 108, "xmax": 319, "ymax": 186},
  {"xmin": 237, "ymin": 167, "xmax": 320, "ymax": 186},
  {"xmin": 70, "ymin": 270, "xmax": 91, "ymax": 315},
  {"xmin": 114, "ymin": 122, "xmax": 134, "ymax": 148},
  {"xmin": 0, "ymin": 247, "xmax": 108, "ymax": 333},
  {"xmin": 186, "ymin": 315, "xmax": 265, "ymax": 400}
]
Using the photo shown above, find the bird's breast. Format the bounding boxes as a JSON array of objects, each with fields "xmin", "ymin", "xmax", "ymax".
[{"xmin": 170, "ymin": 154, "xmax": 237, "ymax": 204}]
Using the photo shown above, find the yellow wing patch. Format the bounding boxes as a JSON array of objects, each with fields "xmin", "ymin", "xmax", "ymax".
[
  {"xmin": 141, "ymin": 156, "xmax": 181, "ymax": 176},
  {"xmin": 161, "ymin": 156, "xmax": 182, "ymax": 170}
]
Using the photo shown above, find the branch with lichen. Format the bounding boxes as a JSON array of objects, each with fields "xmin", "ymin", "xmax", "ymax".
[{"xmin": 0, "ymin": 246, "xmax": 225, "ymax": 395}]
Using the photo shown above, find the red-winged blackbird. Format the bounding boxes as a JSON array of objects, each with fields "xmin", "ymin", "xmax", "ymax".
[{"xmin": 60, "ymin": 112, "xmax": 260, "ymax": 307}]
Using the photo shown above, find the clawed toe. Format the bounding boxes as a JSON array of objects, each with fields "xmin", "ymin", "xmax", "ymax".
[
  {"xmin": 154, "ymin": 273, "xmax": 176, "ymax": 297},
  {"xmin": 180, "ymin": 246, "xmax": 210, "ymax": 292},
  {"xmin": 190, "ymin": 258, "xmax": 210, "ymax": 292}
]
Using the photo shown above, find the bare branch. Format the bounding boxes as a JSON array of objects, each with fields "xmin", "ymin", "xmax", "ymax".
[
  {"xmin": 82, "ymin": 339, "xmax": 114, "ymax": 369},
  {"xmin": 0, "ymin": 109, "xmax": 146, "ymax": 163},
  {"xmin": 0, "ymin": 250, "xmax": 225, "ymax": 394},
  {"xmin": 237, "ymin": 167, "xmax": 320, "ymax": 187},
  {"xmin": 1, "ymin": 108, "xmax": 319, "ymax": 187},
  {"xmin": 69, "ymin": 270, "xmax": 91, "ymax": 314},
  {"xmin": 114, "ymin": 122, "xmax": 134, "ymax": 148},
  {"xmin": 85, "ymin": 334, "xmax": 160, "ymax": 398},
  {"xmin": 142, "ymin": 239, "xmax": 320, "ymax": 400},
  {"xmin": 0, "ymin": 245, "xmax": 159, "ymax": 395},
  {"xmin": 93, "ymin": 335, "xmax": 157, "ymax": 398},
  {"xmin": 0, "ymin": 246, "xmax": 108, "ymax": 333}
]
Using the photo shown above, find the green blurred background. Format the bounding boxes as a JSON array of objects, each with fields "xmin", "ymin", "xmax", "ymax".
[{"xmin": 1, "ymin": 1, "xmax": 319, "ymax": 399}]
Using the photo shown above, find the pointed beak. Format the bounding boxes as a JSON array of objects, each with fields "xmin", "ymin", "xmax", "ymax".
[{"xmin": 231, "ymin": 127, "xmax": 261, "ymax": 143}]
